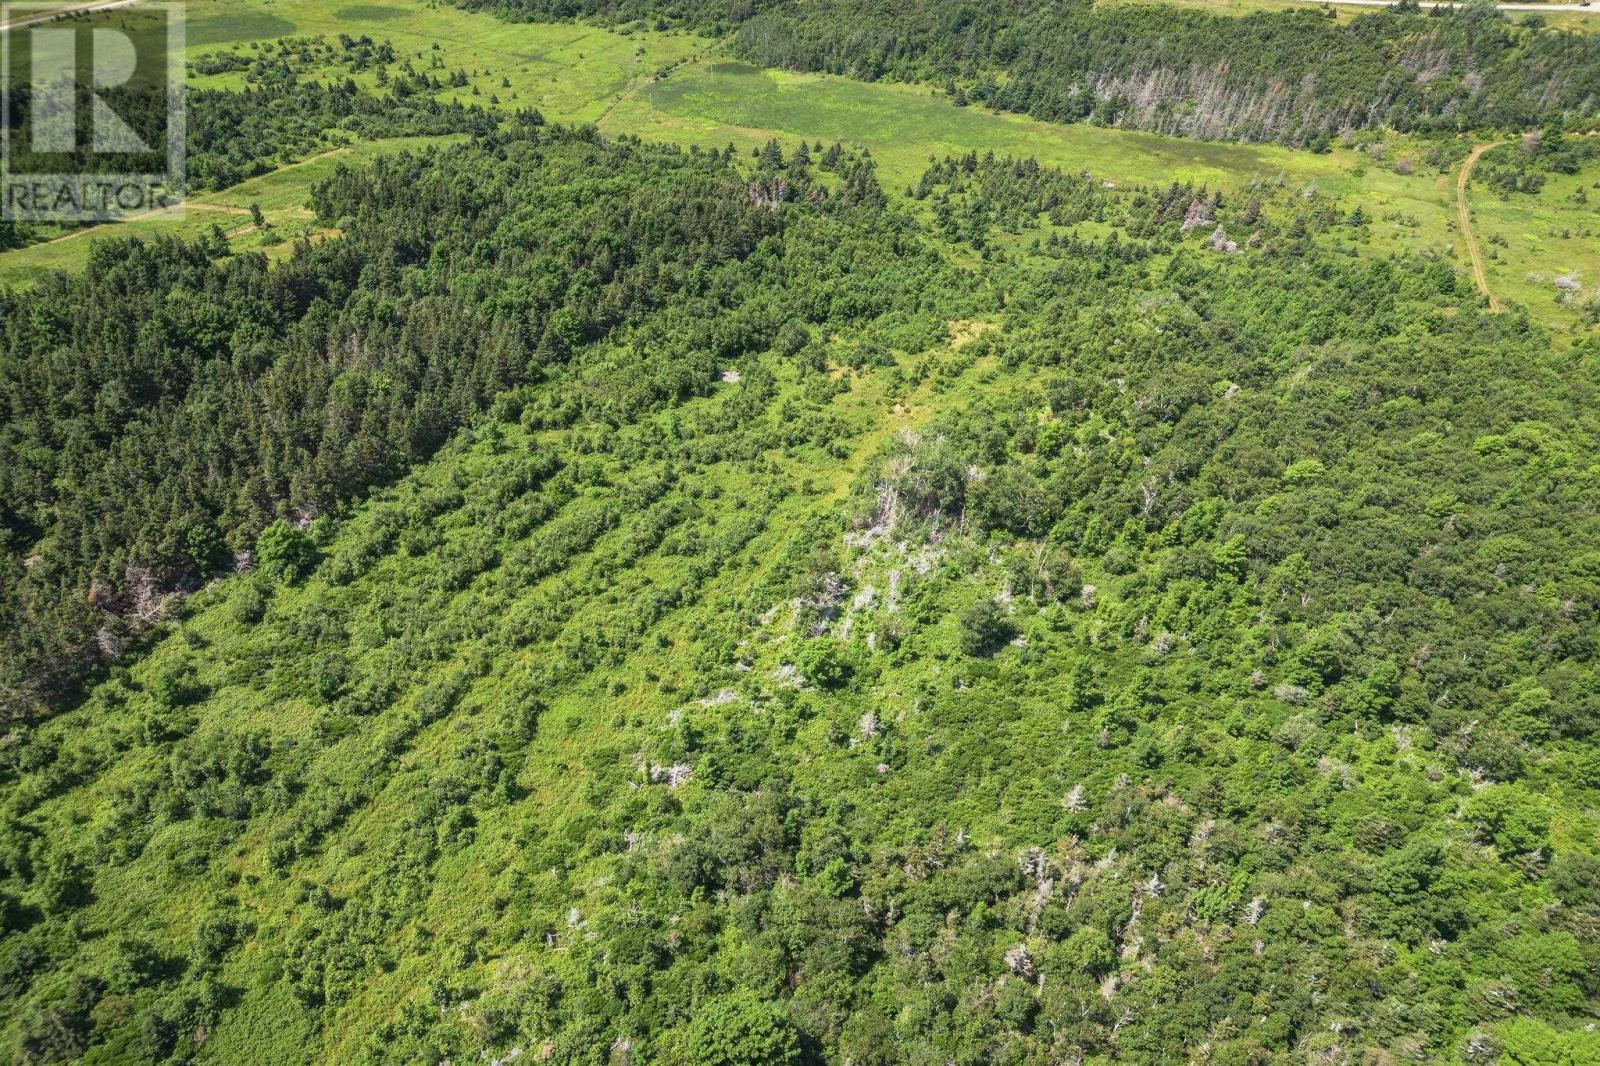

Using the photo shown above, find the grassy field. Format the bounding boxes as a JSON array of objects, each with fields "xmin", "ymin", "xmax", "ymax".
[
  {"xmin": 629, "ymin": 60, "xmax": 1337, "ymax": 190},
  {"xmin": 1470, "ymin": 161, "xmax": 1600, "ymax": 325},
  {"xmin": 179, "ymin": 0, "xmax": 704, "ymax": 117},
  {"xmin": 2, "ymin": 0, "xmax": 1599, "ymax": 329},
  {"xmin": 609, "ymin": 59, "xmax": 1462, "ymax": 242}
]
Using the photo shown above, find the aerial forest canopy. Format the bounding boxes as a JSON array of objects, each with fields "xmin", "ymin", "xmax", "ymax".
[
  {"xmin": 470, "ymin": 0, "xmax": 1600, "ymax": 145},
  {"xmin": 0, "ymin": 119, "xmax": 888, "ymax": 715},
  {"xmin": 1, "ymin": 120, "xmax": 1598, "ymax": 1062},
  {"xmin": 0, "ymin": 0, "xmax": 1598, "ymax": 1063}
]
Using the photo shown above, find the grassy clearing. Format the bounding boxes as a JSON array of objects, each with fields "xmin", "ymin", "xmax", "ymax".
[
  {"xmin": 628, "ymin": 61, "xmax": 1333, "ymax": 191},
  {"xmin": 1470, "ymin": 161, "xmax": 1600, "ymax": 328},
  {"xmin": 179, "ymin": 0, "xmax": 705, "ymax": 118},
  {"xmin": 616, "ymin": 60, "xmax": 1448, "ymax": 207},
  {"xmin": 606, "ymin": 59, "xmax": 1489, "ymax": 288}
]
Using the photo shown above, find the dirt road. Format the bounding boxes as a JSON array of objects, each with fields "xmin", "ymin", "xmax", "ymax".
[
  {"xmin": 1455, "ymin": 141, "xmax": 1503, "ymax": 312},
  {"xmin": 0, "ymin": 0, "xmax": 138, "ymax": 34}
]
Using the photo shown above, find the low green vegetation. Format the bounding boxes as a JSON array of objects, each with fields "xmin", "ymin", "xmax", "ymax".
[
  {"xmin": 2, "ymin": 1, "xmax": 1600, "ymax": 1063},
  {"xmin": 2, "ymin": 123, "xmax": 1599, "ymax": 1063},
  {"xmin": 1470, "ymin": 132, "xmax": 1600, "ymax": 323}
]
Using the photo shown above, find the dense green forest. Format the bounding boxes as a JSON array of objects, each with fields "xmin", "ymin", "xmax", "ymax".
[
  {"xmin": 472, "ymin": 0, "xmax": 1600, "ymax": 146},
  {"xmin": 0, "ymin": 27, "xmax": 551, "ymax": 708},
  {"xmin": 185, "ymin": 35, "xmax": 499, "ymax": 191},
  {"xmin": 1, "ymin": 119, "xmax": 1598, "ymax": 1061},
  {"xmin": 0, "ymin": 32, "xmax": 491, "ymax": 250},
  {"xmin": 3, "ymin": 0, "xmax": 1600, "ymax": 1062}
]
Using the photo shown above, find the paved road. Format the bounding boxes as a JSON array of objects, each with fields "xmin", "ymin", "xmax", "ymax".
[{"xmin": 0, "ymin": 0, "xmax": 139, "ymax": 34}]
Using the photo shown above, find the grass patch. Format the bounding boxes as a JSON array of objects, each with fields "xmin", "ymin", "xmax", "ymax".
[
  {"xmin": 332, "ymin": 4, "xmax": 413, "ymax": 21},
  {"xmin": 636, "ymin": 63, "xmax": 1298, "ymax": 190},
  {"xmin": 184, "ymin": 9, "xmax": 298, "ymax": 46},
  {"xmin": 1471, "ymin": 157, "xmax": 1600, "ymax": 331}
]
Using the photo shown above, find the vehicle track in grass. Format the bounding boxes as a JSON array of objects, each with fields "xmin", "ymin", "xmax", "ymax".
[
  {"xmin": 1457, "ymin": 140, "xmax": 1504, "ymax": 312},
  {"xmin": 594, "ymin": 38, "xmax": 730, "ymax": 130},
  {"xmin": 0, "ymin": 0, "xmax": 138, "ymax": 33},
  {"xmin": 1455, "ymin": 131, "xmax": 1600, "ymax": 313}
]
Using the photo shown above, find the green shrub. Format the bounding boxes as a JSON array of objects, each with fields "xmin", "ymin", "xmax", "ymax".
[
  {"xmin": 959, "ymin": 599, "xmax": 1016, "ymax": 656},
  {"xmin": 256, "ymin": 521, "xmax": 317, "ymax": 583},
  {"xmin": 684, "ymin": 992, "xmax": 802, "ymax": 1066},
  {"xmin": 799, "ymin": 641, "xmax": 850, "ymax": 688}
]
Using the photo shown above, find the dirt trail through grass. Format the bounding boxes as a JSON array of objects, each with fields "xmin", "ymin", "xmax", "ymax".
[
  {"xmin": 595, "ymin": 39, "xmax": 730, "ymax": 130},
  {"xmin": 1457, "ymin": 140, "xmax": 1504, "ymax": 312},
  {"xmin": 23, "ymin": 143, "xmax": 371, "ymax": 248},
  {"xmin": 0, "ymin": 0, "xmax": 137, "ymax": 32},
  {"xmin": 1456, "ymin": 131, "xmax": 1600, "ymax": 314}
]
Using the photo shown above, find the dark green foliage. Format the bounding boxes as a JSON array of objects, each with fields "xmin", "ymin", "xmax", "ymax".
[
  {"xmin": 185, "ymin": 78, "xmax": 494, "ymax": 192},
  {"xmin": 798, "ymin": 640, "xmax": 851, "ymax": 688},
  {"xmin": 256, "ymin": 521, "xmax": 317, "ymax": 583},
  {"xmin": 958, "ymin": 598, "xmax": 1016, "ymax": 656},
  {"xmin": 684, "ymin": 991, "xmax": 803, "ymax": 1065},
  {"xmin": 1480, "ymin": 128, "xmax": 1600, "ymax": 199},
  {"xmin": 0, "ymin": 91, "xmax": 1597, "ymax": 1066}
]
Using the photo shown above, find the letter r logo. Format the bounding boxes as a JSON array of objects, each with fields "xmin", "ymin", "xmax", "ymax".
[
  {"xmin": 29, "ymin": 27, "xmax": 149, "ymax": 153},
  {"xmin": 2, "ymin": 3, "xmax": 187, "ymax": 223}
]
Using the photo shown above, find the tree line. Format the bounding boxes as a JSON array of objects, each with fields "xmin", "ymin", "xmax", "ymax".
[{"xmin": 467, "ymin": 0, "xmax": 1600, "ymax": 146}]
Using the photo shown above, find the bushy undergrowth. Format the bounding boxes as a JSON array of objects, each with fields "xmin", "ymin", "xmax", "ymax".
[{"xmin": 1, "ymin": 124, "xmax": 1597, "ymax": 1063}]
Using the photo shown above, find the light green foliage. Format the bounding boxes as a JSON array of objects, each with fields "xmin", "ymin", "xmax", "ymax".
[
  {"xmin": 683, "ymin": 992, "xmax": 803, "ymax": 1066},
  {"xmin": 0, "ymin": 2, "xmax": 1599, "ymax": 1063},
  {"xmin": 256, "ymin": 521, "xmax": 318, "ymax": 583},
  {"xmin": 1465, "ymin": 783, "xmax": 1552, "ymax": 858},
  {"xmin": 1500, "ymin": 1016, "xmax": 1600, "ymax": 1066}
]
